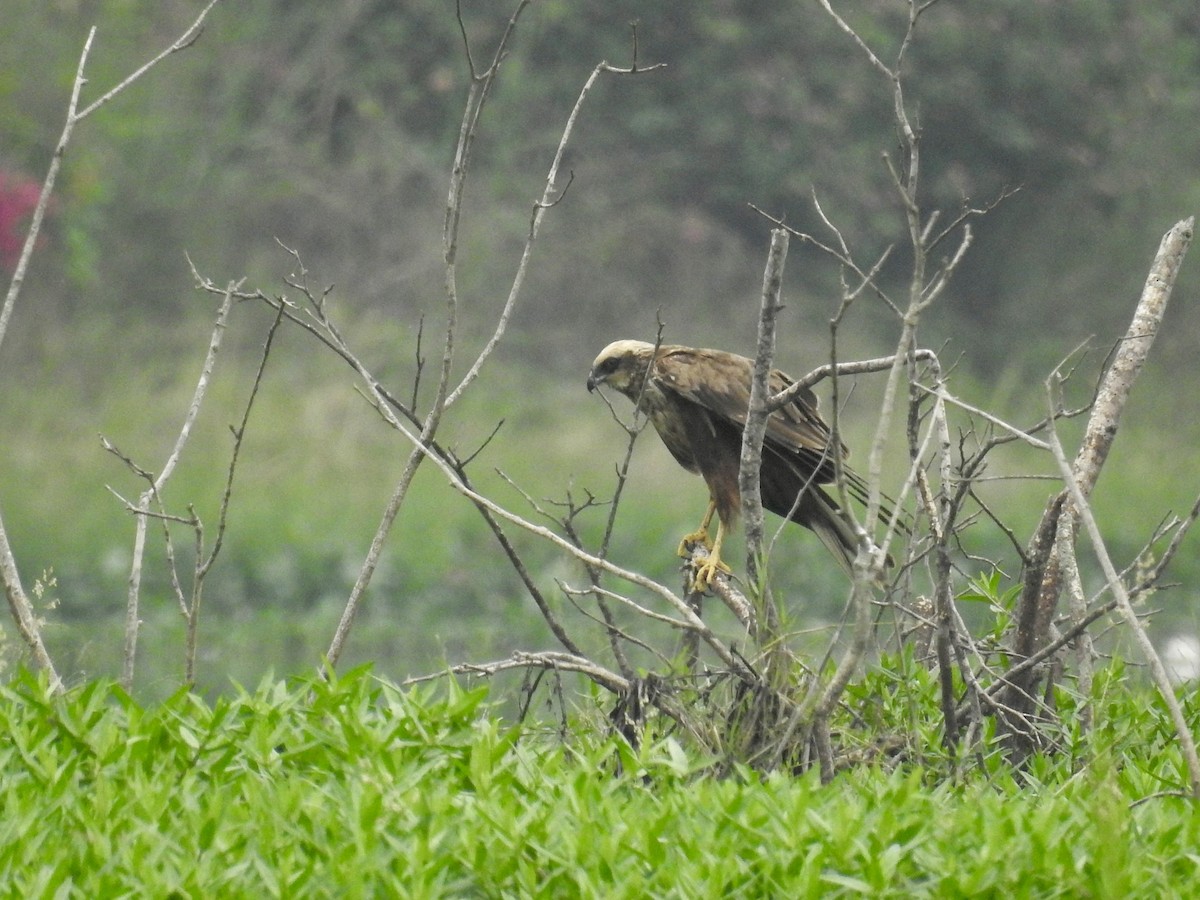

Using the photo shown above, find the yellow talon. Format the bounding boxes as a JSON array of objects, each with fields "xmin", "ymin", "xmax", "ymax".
[
  {"xmin": 676, "ymin": 528, "xmax": 712, "ymax": 558},
  {"xmin": 677, "ymin": 500, "xmax": 718, "ymax": 558},
  {"xmin": 687, "ymin": 517, "xmax": 731, "ymax": 592},
  {"xmin": 692, "ymin": 554, "xmax": 732, "ymax": 592}
]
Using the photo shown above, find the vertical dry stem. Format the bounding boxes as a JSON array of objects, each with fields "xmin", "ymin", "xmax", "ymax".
[
  {"xmin": 0, "ymin": 523, "xmax": 62, "ymax": 690},
  {"xmin": 325, "ymin": 3, "xmax": 530, "ymax": 669},
  {"xmin": 741, "ymin": 228, "xmax": 789, "ymax": 649},
  {"xmin": 119, "ymin": 280, "xmax": 238, "ymax": 688}
]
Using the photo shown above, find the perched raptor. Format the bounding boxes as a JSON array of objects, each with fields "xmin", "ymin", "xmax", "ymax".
[{"xmin": 587, "ymin": 340, "xmax": 876, "ymax": 590}]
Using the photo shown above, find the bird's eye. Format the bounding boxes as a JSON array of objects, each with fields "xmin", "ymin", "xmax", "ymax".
[{"xmin": 600, "ymin": 357, "xmax": 619, "ymax": 374}]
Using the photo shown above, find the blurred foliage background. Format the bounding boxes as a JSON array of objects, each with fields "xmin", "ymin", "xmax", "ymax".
[{"xmin": 1, "ymin": 0, "xmax": 1199, "ymax": 696}]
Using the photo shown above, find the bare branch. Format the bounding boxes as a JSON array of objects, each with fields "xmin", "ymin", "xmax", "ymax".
[
  {"xmin": 1058, "ymin": 512, "xmax": 1093, "ymax": 734},
  {"xmin": 741, "ymin": 228, "xmax": 789, "ymax": 590},
  {"xmin": 325, "ymin": 444, "xmax": 423, "ymax": 671},
  {"xmin": 561, "ymin": 581, "xmax": 692, "ymax": 631},
  {"xmin": 706, "ymin": 566, "xmax": 755, "ymax": 630},
  {"xmin": 1134, "ymin": 492, "xmax": 1200, "ymax": 590},
  {"xmin": 404, "ymin": 650, "xmax": 630, "ymax": 696},
  {"xmin": 920, "ymin": 384, "xmax": 1052, "ymax": 451},
  {"xmin": 749, "ymin": 203, "xmax": 897, "ymax": 316},
  {"xmin": 3, "ymin": 1, "xmax": 224, "ymax": 354},
  {"xmin": 326, "ymin": 5, "xmax": 535, "ymax": 669},
  {"xmin": 361, "ymin": 375, "xmax": 754, "ymax": 678},
  {"xmin": 445, "ymin": 57, "xmax": 663, "ymax": 407},
  {"xmin": 0, "ymin": 518, "xmax": 62, "ymax": 689},
  {"xmin": 1071, "ymin": 217, "xmax": 1194, "ymax": 497},
  {"xmin": 77, "ymin": 0, "xmax": 224, "ymax": 120},
  {"xmin": 180, "ymin": 303, "xmax": 284, "ymax": 684},
  {"xmin": 767, "ymin": 349, "xmax": 939, "ymax": 414},
  {"xmin": 814, "ymin": 0, "xmax": 894, "ymax": 79},
  {"xmin": 110, "ymin": 279, "xmax": 238, "ymax": 688},
  {"xmin": 0, "ymin": 29, "xmax": 93, "ymax": 356}
]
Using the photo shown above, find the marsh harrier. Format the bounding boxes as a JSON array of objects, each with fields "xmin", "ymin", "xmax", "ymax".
[{"xmin": 587, "ymin": 340, "xmax": 877, "ymax": 590}]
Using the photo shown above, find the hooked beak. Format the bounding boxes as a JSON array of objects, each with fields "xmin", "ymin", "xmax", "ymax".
[{"xmin": 586, "ymin": 372, "xmax": 601, "ymax": 393}]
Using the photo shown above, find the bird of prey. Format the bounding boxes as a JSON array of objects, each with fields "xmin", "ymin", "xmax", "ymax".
[{"xmin": 587, "ymin": 340, "xmax": 876, "ymax": 590}]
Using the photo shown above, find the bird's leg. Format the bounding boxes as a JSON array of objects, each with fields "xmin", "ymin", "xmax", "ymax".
[
  {"xmin": 676, "ymin": 499, "xmax": 717, "ymax": 557},
  {"xmin": 691, "ymin": 518, "xmax": 732, "ymax": 591}
]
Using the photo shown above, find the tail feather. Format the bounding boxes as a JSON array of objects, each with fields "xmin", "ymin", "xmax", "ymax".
[
  {"xmin": 794, "ymin": 487, "xmax": 858, "ymax": 574},
  {"xmin": 760, "ymin": 444, "xmax": 896, "ymax": 570}
]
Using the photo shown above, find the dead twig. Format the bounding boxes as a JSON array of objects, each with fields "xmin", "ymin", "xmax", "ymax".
[
  {"xmin": 1047, "ymin": 423, "xmax": 1200, "ymax": 799},
  {"xmin": 105, "ymin": 278, "xmax": 240, "ymax": 689}
]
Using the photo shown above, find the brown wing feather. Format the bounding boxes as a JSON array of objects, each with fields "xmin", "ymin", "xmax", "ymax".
[
  {"xmin": 651, "ymin": 344, "xmax": 880, "ymax": 515},
  {"xmin": 651, "ymin": 347, "xmax": 846, "ymax": 479}
]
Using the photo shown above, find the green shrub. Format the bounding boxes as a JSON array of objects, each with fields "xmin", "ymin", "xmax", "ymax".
[{"xmin": 0, "ymin": 666, "xmax": 1196, "ymax": 896}]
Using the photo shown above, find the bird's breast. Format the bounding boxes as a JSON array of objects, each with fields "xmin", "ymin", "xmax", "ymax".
[{"xmin": 640, "ymin": 390, "xmax": 700, "ymax": 474}]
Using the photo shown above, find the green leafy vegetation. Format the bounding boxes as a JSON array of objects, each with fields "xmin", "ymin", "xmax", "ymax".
[{"xmin": 0, "ymin": 666, "xmax": 1195, "ymax": 895}]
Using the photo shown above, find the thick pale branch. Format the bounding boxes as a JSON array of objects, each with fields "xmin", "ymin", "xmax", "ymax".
[
  {"xmin": 1072, "ymin": 217, "xmax": 1193, "ymax": 497},
  {"xmin": 1006, "ymin": 218, "xmax": 1192, "ymax": 723}
]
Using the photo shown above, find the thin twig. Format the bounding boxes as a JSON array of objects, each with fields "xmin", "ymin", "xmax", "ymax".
[
  {"xmin": 181, "ymin": 302, "xmax": 284, "ymax": 685},
  {"xmin": 0, "ymin": 29, "xmax": 93, "ymax": 355},
  {"xmin": 1047, "ymin": 424, "xmax": 1200, "ymax": 799},
  {"xmin": 76, "ymin": 1, "xmax": 222, "ymax": 120}
]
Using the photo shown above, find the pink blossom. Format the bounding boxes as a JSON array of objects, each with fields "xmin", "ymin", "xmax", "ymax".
[{"xmin": 0, "ymin": 171, "xmax": 43, "ymax": 271}]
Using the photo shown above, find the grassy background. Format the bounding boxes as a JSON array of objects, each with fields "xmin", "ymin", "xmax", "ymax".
[{"xmin": 1, "ymin": 298, "xmax": 1198, "ymax": 697}]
